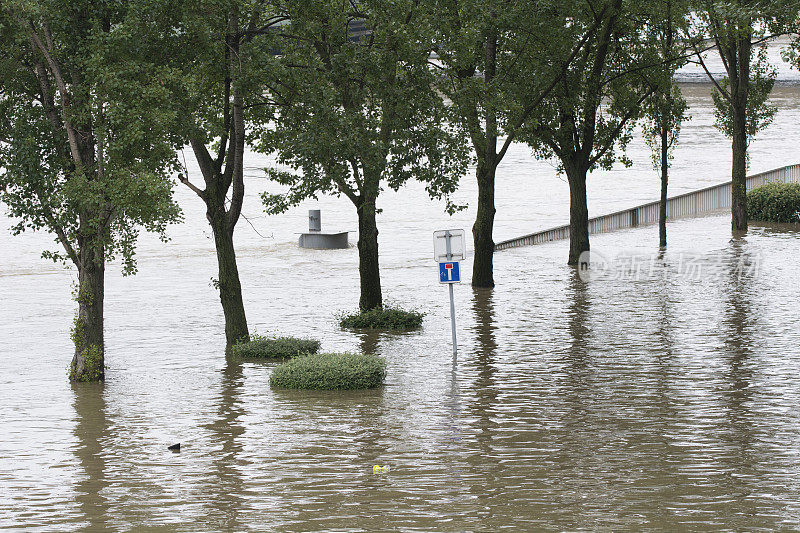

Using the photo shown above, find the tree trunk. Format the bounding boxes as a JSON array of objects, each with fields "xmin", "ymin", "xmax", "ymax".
[
  {"xmin": 659, "ymin": 124, "xmax": 669, "ymax": 248},
  {"xmin": 357, "ymin": 197, "xmax": 382, "ymax": 311},
  {"xmin": 727, "ymin": 32, "xmax": 751, "ymax": 233},
  {"xmin": 565, "ymin": 163, "xmax": 590, "ymax": 265},
  {"xmin": 472, "ymin": 30, "xmax": 498, "ymax": 289},
  {"xmin": 731, "ymin": 102, "xmax": 748, "ymax": 232},
  {"xmin": 70, "ymin": 243, "xmax": 105, "ymax": 382},
  {"xmin": 209, "ymin": 208, "xmax": 249, "ymax": 348},
  {"xmin": 472, "ymin": 161, "xmax": 496, "ymax": 288}
]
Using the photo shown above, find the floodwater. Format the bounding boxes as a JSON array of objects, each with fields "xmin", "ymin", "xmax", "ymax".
[{"xmin": 2, "ymin": 72, "xmax": 800, "ymax": 529}]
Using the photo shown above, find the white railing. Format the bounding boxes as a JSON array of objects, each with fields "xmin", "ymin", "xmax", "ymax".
[{"xmin": 495, "ymin": 164, "xmax": 800, "ymax": 250}]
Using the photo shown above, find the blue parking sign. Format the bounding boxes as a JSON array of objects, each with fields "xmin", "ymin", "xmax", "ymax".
[{"xmin": 439, "ymin": 261, "xmax": 461, "ymax": 283}]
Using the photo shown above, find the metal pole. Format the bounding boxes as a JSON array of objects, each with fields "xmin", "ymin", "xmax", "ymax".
[
  {"xmin": 448, "ymin": 282, "xmax": 457, "ymax": 355},
  {"xmin": 445, "ymin": 231, "xmax": 457, "ymax": 355}
]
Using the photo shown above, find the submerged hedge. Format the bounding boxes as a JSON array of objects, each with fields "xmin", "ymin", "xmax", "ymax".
[
  {"xmin": 270, "ymin": 353, "xmax": 386, "ymax": 390},
  {"xmin": 231, "ymin": 335, "xmax": 321, "ymax": 359},
  {"xmin": 339, "ymin": 306, "xmax": 424, "ymax": 330},
  {"xmin": 747, "ymin": 182, "xmax": 800, "ymax": 223}
]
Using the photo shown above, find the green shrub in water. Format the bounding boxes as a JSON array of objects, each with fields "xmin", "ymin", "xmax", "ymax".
[
  {"xmin": 231, "ymin": 335, "xmax": 321, "ymax": 359},
  {"xmin": 270, "ymin": 353, "xmax": 386, "ymax": 390},
  {"xmin": 338, "ymin": 306, "xmax": 424, "ymax": 330},
  {"xmin": 747, "ymin": 182, "xmax": 800, "ymax": 223}
]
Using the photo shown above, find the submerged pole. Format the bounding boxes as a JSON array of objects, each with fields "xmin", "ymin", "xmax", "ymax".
[
  {"xmin": 446, "ymin": 230, "xmax": 457, "ymax": 355},
  {"xmin": 449, "ymin": 281, "xmax": 457, "ymax": 355}
]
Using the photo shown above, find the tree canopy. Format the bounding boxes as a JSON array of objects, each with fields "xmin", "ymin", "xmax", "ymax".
[
  {"xmin": 0, "ymin": 0, "xmax": 182, "ymax": 273},
  {"xmin": 256, "ymin": 0, "xmax": 469, "ymax": 309}
]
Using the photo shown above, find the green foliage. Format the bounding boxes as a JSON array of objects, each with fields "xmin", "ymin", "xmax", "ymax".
[
  {"xmin": 68, "ymin": 344, "xmax": 104, "ymax": 383},
  {"xmin": 518, "ymin": 1, "xmax": 663, "ymax": 174},
  {"xmin": 639, "ymin": 0, "xmax": 690, "ymax": 172},
  {"xmin": 431, "ymin": 0, "xmax": 576, "ymax": 164},
  {"xmin": 69, "ymin": 304, "xmax": 104, "ymax": 382},
  {"xmin": 0, "ymin": 1, "xmax": 182, "ymax": 275},
  {"xmin": 747, "ymin": 182, "xmax": 800, "ymax": 223},
  {"xmin": 254, "ymin": 0, "xmax": 469, "ymax": 214},
  {"xmin": 339, "ymin": 307, "xmax": 424, "ymax": 330},
  {"xmin": 270, "ymin": 353, "xmax": 387, "ymax": 390},
  {"xmin": 690, "ymin": 2, "xmax": 793, "ymax": 147},
  {"xmin": 643, "ymin": 84, "xmax": 689, "ymax": 170},
  {"xmin": 711, "ymin": 46, "xmax": 777, "ymax": 141},
  {"xmin": 231, "ymin": 334, "xmax": 321, "ymax": 359}
]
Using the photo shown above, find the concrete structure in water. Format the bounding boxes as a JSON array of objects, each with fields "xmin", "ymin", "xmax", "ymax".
[
  {"xmin": 495, "ymin": 164, "xmax": 800, "ymax": 250},
  {"xmin": 298, "ymin": 209, "xmax": 349, "ymax": 249}
]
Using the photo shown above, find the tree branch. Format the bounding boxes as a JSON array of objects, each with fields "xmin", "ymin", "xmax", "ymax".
[
  {"xmin": 497, "ymin": 15, "xmax": 602, "ymax": 161},
  {"xmin": 226, "ymin": 10, "xmax": 245, "ymax": 234},
  {"xmin": 692, "ymin": 41, "xmax": 731, "ymax": 101},
  {"xmin": 45, "ymin": 210, "xmax": 80, "ymax": 267},
  {"xmin": 589, "ymin": 86, "xmax": 655, "ymax": 168},
  {"xmin": 189, "ymin": 136, "xmax": 217, "ymax": 184},
  {"xmin": 17, "ymin": 15, "xmax": 84, "ymax": 168},
  {"xmin": 178, "ymin": 173, "xmax": 206, "ymax": 199}
]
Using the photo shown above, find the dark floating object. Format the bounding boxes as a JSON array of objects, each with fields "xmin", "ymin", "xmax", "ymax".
[{"xmin": 168, "ymin": 443, "xmax": 180, "ymax": 452}]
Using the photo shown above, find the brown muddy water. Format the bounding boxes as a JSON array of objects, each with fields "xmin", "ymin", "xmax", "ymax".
[{"xmin": 2, "ymin": 80, "xmax": 800, "ymax": 531}]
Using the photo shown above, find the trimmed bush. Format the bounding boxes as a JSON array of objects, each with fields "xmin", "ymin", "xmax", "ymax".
[
  {"xmin": 270, "ymin": 353, "xmax": 386, "ymax": 390},
  {"xmin": 747, "ymin": 182, "xmax": 800, "ymax": 223},
  {"xmin": 231, "ymin": 335, "xmax": 321, "ymax": 359},
  {"xmin": 338, "ymin": 306, "xmax": 424, "ymax": 330}
]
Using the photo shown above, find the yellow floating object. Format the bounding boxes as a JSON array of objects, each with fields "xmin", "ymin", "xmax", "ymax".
[{"xmin": 372, "ymin": 465, "xmax": 389, "ymax": 474}]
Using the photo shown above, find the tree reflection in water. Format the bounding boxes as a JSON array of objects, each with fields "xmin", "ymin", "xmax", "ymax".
[
  {"xmin": 71, "ymin": 382, "xmax": 111, "ymax": 532},
  {"xmin": 202, "ymin": 355, "xmax": 246, "ymax": 530}
]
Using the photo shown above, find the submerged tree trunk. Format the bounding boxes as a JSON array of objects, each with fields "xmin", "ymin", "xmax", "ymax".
[
  {"xmin": 471, "ymin": 31, "xmax": 498, "ymax": 289},
  {"xmin": 472, "ymin": 161, "xmax": 497, "ymax": 288},
  {"xmin": 731, "ymin": 103, "xmax": 748, "ymax": 232},
  {"xmin": 659, "ymin": 125, "xmax": 669, "ymax": 248},
  {"xmin": 728, "ymin": 34, "xmax": 750, "ymax": 233},
  {"xmin": 208, "ymin": 202, "xmax": 249, "ymax": 348},
  {"xmin": 357, "ymin": 197, "xmax": 382, "ymax": 311},
  {"xmin": 187, "ymin": 121, "xmax": 250, "ymax": 349},
  {"xmin": 70, "ymin": 239, "xmax": 105, "ymax": 382},
  {"xmin": 565, "ymin": 163, "xmax": 590, "ymax": 265}
]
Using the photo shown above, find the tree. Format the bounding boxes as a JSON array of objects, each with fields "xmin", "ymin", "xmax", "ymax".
[
  {"xmin": 257, "ymin": 0, "xmax": 468, "ymax": 310},
  {"xmin": 690, "ymin": 1, "xmax": 792, "ymax": 232},
  {"xmin": 431, "ymin": 0, "xmax": 598, "ymax": 286},
  {"xmin": 520, "ymin": 0, "xmax": 659, "ymax": 265},
  {"xmin": 641, "ymin": 0, "xmax": 689, "ymax": 248},
  {"xmin": 0, "ymin": 1, "xmax": 181, "ymax": 380},
  {"xmin": 162, "ymin": 0, "xmax": 288, "ymax": 347},
  {"xmin": 643, "ymin": 83, "xmax": 688, "ymax": 248}
]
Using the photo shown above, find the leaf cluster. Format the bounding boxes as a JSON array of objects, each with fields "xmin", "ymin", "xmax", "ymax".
[
  {"xmin": 231, "ymin": 334, "xmax": 321, "ymax": 358},
  {"xmin": 338, "ymin": 306, "xmax": 424, "ymax": 330},
  {"xmin": 431, "ymin": 0, "xmax": 586, "ymax": 157},
  {"xmin": 253, "ymin": 0, "xmax": 469, "ymax": 213},
  {"xmin": 269, "ymin": 352, "xmax": 387, "ymax": 390},
  {"xmin": 747, "ymin": 182, "xmax": 800, "ymax": 223},
  {"xmin": 711, "ymin": 46, "xmax": 777, "ymax": 140},
  {"xmin": 518, "ymin": 0, "xmax": 668, "ymax": 173},
  {"xmin": 0, "ymin": 1, "xmax": 183, "ymax": 274}
]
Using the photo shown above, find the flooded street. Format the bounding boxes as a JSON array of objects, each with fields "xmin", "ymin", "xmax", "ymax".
[{"xmin": 2, "ymin": 78, "xmax": 800, "ymax": 530}]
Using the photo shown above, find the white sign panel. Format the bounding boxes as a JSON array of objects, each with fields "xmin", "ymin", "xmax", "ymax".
[{"xmin": 433, "ymin": 229, "xmax": 466, "ymax": 262}]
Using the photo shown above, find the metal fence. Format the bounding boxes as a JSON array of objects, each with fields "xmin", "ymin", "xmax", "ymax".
[{"xmin": 494, "ymin": 164, "xmax": 800, "ymax": 251}]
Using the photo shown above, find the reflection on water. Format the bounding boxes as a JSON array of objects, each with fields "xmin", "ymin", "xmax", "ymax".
[
  {"xmin": 719, "ymin": 237, "xmax": 759, "ymax": 525},
  {"xmin": 72, "ymin": 383, "xmax": 111, "ymax": 533},
  {"xmin": 203, "ymin": 357, "xmax": 246, "ymax": 530},
  {"xmin": 1, "ymin": 217, "xmax": 799, "ymax": 531},
  {"xmin": 358, "ymin": 330, "xmax": 382, "ymax": 356}
]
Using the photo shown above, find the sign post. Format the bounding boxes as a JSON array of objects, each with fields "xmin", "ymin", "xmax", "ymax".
[{"xmin": 434, "ymin": 229, "xmax": 465, "ymax": 356}]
